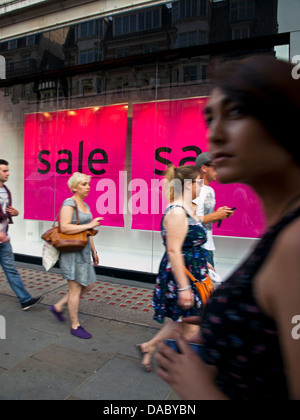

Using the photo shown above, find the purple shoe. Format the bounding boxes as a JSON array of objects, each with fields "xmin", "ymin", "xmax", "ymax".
[
  {"xmin": 50, "ymin": 305, "xmax": 66, "ymax": 323},
  {"xmin": 71, "ymin": 326, "xmax": 92, "ymax": 339}
]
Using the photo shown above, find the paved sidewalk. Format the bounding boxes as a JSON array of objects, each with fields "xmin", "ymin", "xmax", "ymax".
[{"xmin": 0, "ymin": 263, "xmax": 179, "ymax": 400}]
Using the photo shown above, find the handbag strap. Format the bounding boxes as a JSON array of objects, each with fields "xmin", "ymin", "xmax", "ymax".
[
  {"xmin": 73, "ymin": 199, "xmax": 80, "ymax": 225},
  {"xmin": 52, "ymin": 198, "xmax": 80, "ymax": 227},
  {"xmin": 184, "ymin": 266, "xmax": 211, "ymax": 283},
  {"xmin": 183, "ymin": 267, "xmax": 198, "ymax": 283}
]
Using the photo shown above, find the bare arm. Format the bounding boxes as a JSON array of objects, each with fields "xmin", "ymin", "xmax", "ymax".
[
  {"xmin": 202, "ymin": 207, "xmax": 235, "ymax": 224},
  {"xmin": 164, "ymin": 207, "xmax": 193, "ymax": 309},
  {"xmin": 6, "ymin": 206, "xmax": 19, "ymax": 217},
  {"xmin": 156, "ymin": 335, "xmax": 229, "ymax": 400},
  {"xmin": 157, "ymin": 218, "xmax": 300, "ymax": 400},
  {"xmin": 255, "ymin": 219, "xmax": 300, "ymax": 400},
  {"xmin": 59, "ymin": 205, "xmax": 102, "ymax": 234},
  {"xmin": 90, "ymin": 237, "xmax": 99, "ymax": 266},
  {"xmin": 0, "ymin": 232, "xmax": 9, "ymax": 242}
]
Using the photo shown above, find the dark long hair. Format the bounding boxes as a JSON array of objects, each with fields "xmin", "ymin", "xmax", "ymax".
[{"xmin": 213, "ymin": 55, "xmax": 300, "ymax": 165}]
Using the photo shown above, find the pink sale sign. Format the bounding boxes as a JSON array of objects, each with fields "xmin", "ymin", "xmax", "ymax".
[
  {"xmin": 131, "ymin": 98, "xmax": 266, "ymax": 238},
  {"xmin": 24, "ymin": 98, "xmax": 266, "ymax": 238},
  {"xmin": 24, "ymin": 105, "xmax": 128, "ymax": 227}
]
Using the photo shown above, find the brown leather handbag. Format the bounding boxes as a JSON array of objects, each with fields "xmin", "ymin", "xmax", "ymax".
[
  {"xmin": 183, "ymin": 267, "xmax": 214, "ymax": 306},
  {"xmin": 41, "ymin": 200, "xmax": 98, "ymax": 252}
]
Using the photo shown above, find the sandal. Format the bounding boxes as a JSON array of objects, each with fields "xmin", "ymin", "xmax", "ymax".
[{"xmin": 136, "ymin": 344, "xmax": 153, "ymax": 372}]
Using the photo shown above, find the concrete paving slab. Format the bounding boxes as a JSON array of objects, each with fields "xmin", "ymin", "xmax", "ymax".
[
  {"xmin": 0, "ymin": 320, "xmax": 63, "ymax": 370},
  {"xmin": 71, "ymin": 354, "xmax": 172, "ymax": 401},
  {"xmin": 32, "ymin": 343, "xmax": 110, "ymax": 376},
  {"xmin": 0, "ymin": 357, "xmax": 87, "ymax": 400},
  {"xmin": 50, "ymin": 317, "xmax": 158, "ymax": 369}
]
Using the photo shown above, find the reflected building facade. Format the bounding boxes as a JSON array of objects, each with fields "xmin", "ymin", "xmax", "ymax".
[{"xmin": 0, "ymin": 1, "xmax": 279, "ymax": 103}]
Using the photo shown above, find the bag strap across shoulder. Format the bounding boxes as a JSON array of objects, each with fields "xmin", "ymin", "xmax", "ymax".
[
  {"xmin": 164, "ymin": 204, "xmax": 190, "ymax": 216},
  {"xmin": 52, "ymin": 198, "xmax": 80, "ymax": 227}
]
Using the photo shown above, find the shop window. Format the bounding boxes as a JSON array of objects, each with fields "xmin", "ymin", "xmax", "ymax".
[
  {"xmin": 123, "ymin": 16, "xmax": 130, "ymax": 34},
  {"xmin": 173, "ymin": 3, "xmax": 179, "ymax": 22},
  {"xmin": 200, "ymin": 0, "xmax": 207, "ymax": 16},
  {"xmin": 94, "ymin": 50, "xmax": 102, "ymax": 62},
  {"xmin": 0, "ymin": 0, "xmax": 292, "ymax": 281},
  {"xmin": 26, "ymin": 35, "xmax": 36, "ymax": 46},
  {"xmin": 146, "ymin": 11, "xmax": 152, "ymax": 29},
  {"xmin": 80, "ymin": 49, "xmax": 97, "ymax": 64},
  {"xmin": 115, "ymin": 8, "xmax": 160, "ymax": 36},
  {"xmin": 115, "ymin": 17, "xmax": 122, "ymax": 36},
  {"xmin": 96, "ymin": 78, "xmax": 101, "ymax": 94},
  {"xmin": 232, "ymin": 26, "xmax": 250, "ymax": 40},
  {"xmin": 183, "ymin": 65, "xmax": 197, "ymax": 82},
  {"xmin": 179, "ymin": 33, "xmax": 188, "ymax": 47},
  {"xmin": 95, "ymin": 19, "xmax": 103, "ymax": 37},
  {"xmin": 230, "ymin": 1, "xmax": 254, "ymax": 22},
  {"xmin": 21, "ymin": 84, "xmax": 32, "ymax": 100},
  {"xmin": 153, "ymin": 9, "xmax": 160, "ymax": 27},
  {"xmin": 116, "ymin": 77, "xmax": 129, "ymax": 91},
  {"xmin": 80, "ymin": 51, "xmax": 87, "ymax": 65},
  {"xmin": 88, "ymin": 49, "xmax": 94, "ymax": 63},
  {"xmin": 116, "ymin": 48, "xmax": 130, "ymax": 59},
  {"xmin": 144, "ymin": 43, "xmax": 158, "ymax": 54},
  {"xmin": 6, "ymin": 59, "xmax": 14, "ymax": 71},
  {"xmin": 82, "ymin": 78, "xmax": 94, "ymax": 95},
  {"xmin": 189, "ymin": 31, "xmax": 197, "ymax": 46},
  {"xmin": 199, "ymin": 31, "xmax": 207, "ymax": 45},
  {"xmin": 25, "ymin": 55, "xmax": 31, "ymax": 68},
  {"xmin": 179, "ymin": 31, "xmax": 198, "ymax": 48},
  {"xmin": 130, "ymin": 15, "xmax": 137, "ymax": 33},
  {"xmin": 201, "ymin": 64, "xmax": 208, "ymax": 80},
  {"xmin": 8, "ymin": 39, "xmax": 17, "ymax": 50},
  {"xmin": 115, "ymin": 16, "xmax": 131, "ymax": 36},
  {"xmin": 138, "ymin": 12, "xmax": 145, "ymax": 31},
  {"xmin": 80, "ymin": 22, "xmax": 88, "ymax": 38},
  {"xmin": 79, "ymin": 20, "xmax": 102, "ymax": 38},
  {"xmin": 180, "ymin": 0, "xmax": 198, "ymax": 19}
]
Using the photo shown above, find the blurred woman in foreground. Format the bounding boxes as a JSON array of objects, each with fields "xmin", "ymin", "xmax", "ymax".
[{"xmin": 156, "ymin": 56, "xmax": 300, "ymax": 400}]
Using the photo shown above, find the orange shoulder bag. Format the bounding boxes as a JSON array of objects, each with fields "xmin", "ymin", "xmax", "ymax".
[{"xmin": 183, "ymin": 267, "xmax": 214, "ymax": 306}]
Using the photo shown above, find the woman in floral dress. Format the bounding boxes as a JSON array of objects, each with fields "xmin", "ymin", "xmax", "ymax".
[{"xmin": 137, "ymin": 164, "xmax": 208, "ymax": 371}]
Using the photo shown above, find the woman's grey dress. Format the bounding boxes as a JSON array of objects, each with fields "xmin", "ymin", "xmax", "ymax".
[{"xmin": 59, "ymin": 198, "xmax": 96, "ymax": 287}]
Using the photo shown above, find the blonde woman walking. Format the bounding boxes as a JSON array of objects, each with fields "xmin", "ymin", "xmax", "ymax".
[{"xmin": 50, "ymin": 172, "xmax": 102, "ymax": 339}]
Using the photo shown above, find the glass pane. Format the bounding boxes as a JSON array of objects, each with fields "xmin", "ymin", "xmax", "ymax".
[{"xmin": 0, "ymin": 0, "xmax": 299, "ymax": 280}]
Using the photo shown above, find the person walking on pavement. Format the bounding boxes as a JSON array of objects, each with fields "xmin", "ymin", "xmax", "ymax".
[
  {"xmin": 137, "ymin": 165, "xmax": 207, "ymax": 371},
  {"xmin": 193, "ymin": 152, "xmax": 235, "ymax": 268},
  {"xmin": 50, "ymin": 172, "xmax": 102, "ymax": 339},
  {"xmin": 0, "ymin": 159, "xmax": 43, "ymax": 310}
]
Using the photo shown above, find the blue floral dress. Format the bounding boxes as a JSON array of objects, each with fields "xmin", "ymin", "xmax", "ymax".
[{"xmin": 153, "ymin": 205, "xmax": 207, "ymax": 324}]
